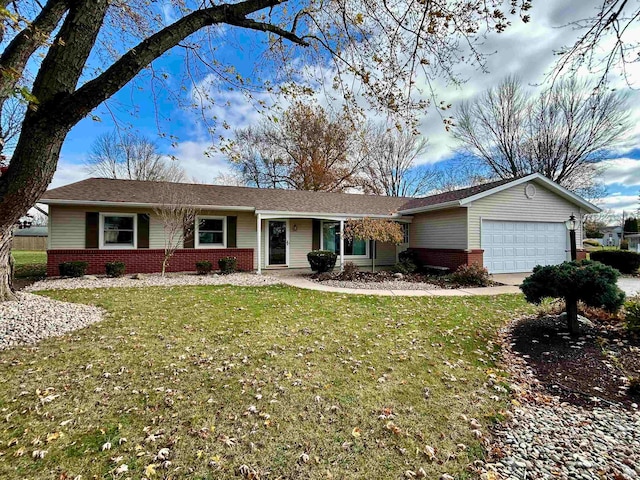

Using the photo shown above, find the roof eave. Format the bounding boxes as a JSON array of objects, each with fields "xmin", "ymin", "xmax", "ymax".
[
  {"xmin": 397, "ymin": 200, "xmax": 462, "ymax": 215},
  {"xmin": 39, "ymin": 199, "xmax": 257, "ymax": 211}
]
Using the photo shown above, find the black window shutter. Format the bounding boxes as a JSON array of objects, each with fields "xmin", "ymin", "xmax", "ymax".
[
  {"xmin": 227, "ymin": 216, "xmax": 237, "ymax": 248},
  {"xmin": 369, "ymin": 240, "xmax": 376, "ymax": 259},
  {"xmin": 312, "ymin": 219, "xmax": 321, "ymax": 250},
  {"xmin": 137, "ymin": 214, "xmax": 150, "ymax": 249},
  {"xmin": 85, "ymin": 212, "xmax": 99, "ymax": 249},
  {"xmin": 183, "ymin": 219, "xmax": 195, "ymax": 248}
]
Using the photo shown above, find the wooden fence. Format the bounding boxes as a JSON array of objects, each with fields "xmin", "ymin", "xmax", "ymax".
[{"xmin": 13, "ymin": 236, "xmax": 47, "ymax": 251}]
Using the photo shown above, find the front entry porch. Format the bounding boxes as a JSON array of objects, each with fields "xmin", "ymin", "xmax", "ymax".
[{"xmin": 255, "ymin": 213, "xmax": 409, "ymax": 274}]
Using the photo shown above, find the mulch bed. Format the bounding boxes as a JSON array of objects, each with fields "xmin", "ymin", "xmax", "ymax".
[{"xmin": 510, "ymin": 314, "xmax": 640, "ymax": 409}]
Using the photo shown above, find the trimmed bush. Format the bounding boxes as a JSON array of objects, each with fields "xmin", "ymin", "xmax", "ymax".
[
  {"xmin": 625, "ymin": 297, "xmax": 640, "ymax": 333},
  {"xmin": 621, "ymin": 239, "xmax": 630, "ymax": 250},
  {"xmin": 196, "ymin": 260, "xmax": 212, "ymax": 275},
  {"xmin": 399, "ymin": 249, "xmax": 421, "ymax": 268},
  {"xmin": 449, "ymin": 263, "xmax": 491, "ymax": 287},
  {"xmin": 582, "ymin": 239, "xmax": 601, "ymax": 247},
  {"xmin": 590, "ymin": 250, "xmax": 640, "ymax": 274},
  {"xmin": 105, "ymin": 261, "xmax": 126, "ymax": 278},
  {"xmin": 307, "ymin": 250, "xmax": 337, "ymax": 273},
  {"xmin": 59, "ymin": 261, "xmax": 88, "ymax": 278},
  {"xmin": 521, "ymin": 260, "xmax": 625, "ymax": 333},
  {"xmin": 218, "ymin": 256, "xmax": 238, "ymax": 274},
  {"xmin": 392, "ymin": 259, "xmax": 417, "ymax": 274}
]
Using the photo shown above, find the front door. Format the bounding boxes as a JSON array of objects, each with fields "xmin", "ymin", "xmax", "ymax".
[{"xmin": 268, "ymin": 220, "xmax": 288, "ymax": 266}]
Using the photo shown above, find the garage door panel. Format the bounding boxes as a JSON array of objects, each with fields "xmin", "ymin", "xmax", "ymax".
[{"xmin": 482, "ymin": 220, "xmax": 568, "ymax": 274}]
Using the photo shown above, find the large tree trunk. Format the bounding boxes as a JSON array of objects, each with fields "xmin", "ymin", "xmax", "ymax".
[{"xmin": 0, "ymin": 226, "xmax": 16, "ymax": 301}]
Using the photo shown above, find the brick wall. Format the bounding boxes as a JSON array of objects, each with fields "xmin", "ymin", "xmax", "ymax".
[
  {"xmin": 47, "ymin": 248, "xmax": 254, "ymax": 276},
  {"xmin": 408, "ymin": 248, "xmax": 484, "ymax": 271}
]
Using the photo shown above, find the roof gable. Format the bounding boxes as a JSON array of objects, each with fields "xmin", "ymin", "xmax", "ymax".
[{"xmin": 399, "ymin": 174, "xmax": 600, "ymax": 214}]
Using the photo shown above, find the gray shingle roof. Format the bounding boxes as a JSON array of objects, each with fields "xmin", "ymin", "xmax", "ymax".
[{"xmin": 40, "ymin": 178, "xmax": 411, "ymax": 216}]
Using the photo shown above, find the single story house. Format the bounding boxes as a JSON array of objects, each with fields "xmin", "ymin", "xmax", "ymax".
[
  {"xmin": 39, "ymin": 173, "xmax": 598, "ymax": 276},
  {"xmin": 597, "ymin": 225, "xmax": 623, "ymax": 247}
]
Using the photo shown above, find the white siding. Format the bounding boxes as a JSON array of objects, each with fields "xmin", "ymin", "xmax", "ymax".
[
  {"xmin": 467, "ymin": 182, "xmax": 584, "ymax": 249},
  {"xmin": 409, "ymin": 208, "xmax": 467, "ymax": 250}
]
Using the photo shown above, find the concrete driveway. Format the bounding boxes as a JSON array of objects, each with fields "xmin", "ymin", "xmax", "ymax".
[
  {"xmin": 491, "ymin": 273, "xmax": 529, "ymax": 286},
  {"xmin": 617, "ymin": 277, "xmax": 640, "ymax": 296},
  {"xmin": 493, "ymin": 272, "xmax": 640, "ymax": 297}
]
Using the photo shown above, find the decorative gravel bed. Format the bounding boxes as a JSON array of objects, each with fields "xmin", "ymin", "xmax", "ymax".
[
  {"xmin": 315, "ymin": 278, "xmax": 445, "ymax": 290},
  {"xmin": 0, "ymin": 292, "xmax": 104, "ymax": 350},
  {"xmin": 25, "ymin": 272, "xmax": 281, "ymax": 291},
  {"xmin": 481, "ymin": 319, "xmax": 640, "ymax": 480}
]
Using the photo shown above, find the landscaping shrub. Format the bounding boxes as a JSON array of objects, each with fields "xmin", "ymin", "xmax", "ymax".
[
  {"xmin": 399, "ymin": 249, "xmax": 421, "ymax": 268},
  {"xmin": 590, "ymin": 250, "xmax": 640, "ymax": 274},
  {"xmin": 218, "ymin": 256, "xmax": 238, "ymax": 274},
  {"xmin": 392, "ymin": 259, "xmax": 417, "ymax": 274},
  {"xmin": 13, "ymin": 264, "xmax": 46, "ymax": 279},
  {"xmin": 59, "ymin": 261, "xmax": 88, "ymax": 278},
  {"xmin": 621, "ymin": 239, "xmax": 629, "ymax": 250},
  {"xmin": 105, "ymin": 261, "xmax": 126, "ymax": 277},
  {"xmin": 307, "ymin": 250, "xmax": 337, "ymax": 273},
  {"xmin": 624, "ymin": 297, "xmax": 640, "ymax": 333},
  {"xmin": 449, "ymin": 263, "xmax": 491, "ymax": 287},
  {"xmin": 582, "ymin": 239, "xmax": 601, "ymax": 247},
  {"xmin": 340, "ymin": 261, "xmax": 359, "ymax": 280},
  {"xmin": 196, "ymin": 260, "xmax": 212, "ymax": 275},
  {"xmin": 521, "ymin": 260, "xmax": 625, "ymax": 333}
]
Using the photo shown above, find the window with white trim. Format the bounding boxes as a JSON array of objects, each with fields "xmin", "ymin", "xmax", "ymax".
[
  {"xmin": 321, "ymin": 221, "xmax": 368, "ymax": 257},
  {"xmin": 101, "ymin": 213, "xmax": 136, "ymax": 248},
  {"xmin": 196, "ymin": 216, "xmax": 226, "ymax": 247}
]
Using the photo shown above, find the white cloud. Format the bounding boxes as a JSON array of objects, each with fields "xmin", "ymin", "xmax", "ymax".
[
  {"xmin": 598, "ymin": 193, "xmax": 638, "ymax": 212},
  {"xmin": 600, "ymin": 158, "xmax": 640, "ymax": 187}
]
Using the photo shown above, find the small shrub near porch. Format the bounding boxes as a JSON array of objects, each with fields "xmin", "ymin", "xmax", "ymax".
[
  {"xmin": 307, "ymin": 250, "xmax": 337, "ymax": 273},
  {"xmin": 218, "ymin": 256, "xmax": 238, "ymax": 274}
]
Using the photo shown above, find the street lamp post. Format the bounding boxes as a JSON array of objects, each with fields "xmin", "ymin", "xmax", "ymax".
[
  {"xmin": 565, "ymin": 213, "xmax": 577, "ymax": 261},
  {"xmin": 564, "ymin": 213, "xmax": 579, "ymax": 334}
]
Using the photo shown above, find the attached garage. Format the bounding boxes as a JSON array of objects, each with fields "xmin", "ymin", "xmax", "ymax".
[
  {"xmin": 482, "ymin": 220, "xmax": 568, "ymax": 274},
  {"xmin": 402, "ymin": 173, "xmax": 600, "ymax": 274}
]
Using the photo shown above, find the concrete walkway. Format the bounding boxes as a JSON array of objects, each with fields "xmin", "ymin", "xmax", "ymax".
[{"xmin": 278, "ymin": 276, "xmax": 521, "ymax": 297}]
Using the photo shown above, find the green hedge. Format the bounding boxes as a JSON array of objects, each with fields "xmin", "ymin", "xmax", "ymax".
[
  {"xmin": 59, "ymin": 261, "xmax": 88, "ymax": 278},
  {"xmin": 218, "ymin": 256, "xmax": 238, "ymax": 274},
  {"xmin": 105, "ymin": 261, "xmax": 126, "ymax": 277},
  {"xmin": 307, "ymin": 250, "xmax": 337, "ymax": 273},
  {"xmin": 590, "ymin": 250, "xmax": 640, "ymax": 274}
]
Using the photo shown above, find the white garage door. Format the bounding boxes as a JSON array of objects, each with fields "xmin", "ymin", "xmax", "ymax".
[{"xmin": 482, "ymin": 220, "xmax": 568, "ymax": 274}]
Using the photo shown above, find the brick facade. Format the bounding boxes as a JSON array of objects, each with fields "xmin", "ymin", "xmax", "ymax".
[
  {"xmin": 408, "ymin": 248, "xmax": 485, "ymax": 271},
  {"xmin": 47, "ymin": 248, "xmax": 254, "ymax": 277}
]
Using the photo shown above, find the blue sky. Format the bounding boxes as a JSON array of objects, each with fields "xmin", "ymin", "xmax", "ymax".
[{"xmin": 50, "ymin": 1, "xmax": 640, "ymax": 214}]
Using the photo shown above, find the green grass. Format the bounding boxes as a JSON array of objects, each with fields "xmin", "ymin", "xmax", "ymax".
[
  {"xmin": 10, "ymin": 250, "xmax": 47, "ymax": 279},
  {"xmin": 0, "ymin": 285, "xmax": 533, "ymax": 479},
  {"xmin": 11, "ymin": 250, "xmax": 47, "ymax": 266}
]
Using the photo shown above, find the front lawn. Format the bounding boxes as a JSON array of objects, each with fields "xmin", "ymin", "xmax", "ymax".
[
  {"xmin": 11, "ymin": 250, "xmax": 47, "ymax": 280},
  {"xmin": 11, "ymin": 250, "xmax": 47, "ymax": 266},
  {"xmin": 0, "ymin": 286, "xmax": 532, "ymax": 479}
]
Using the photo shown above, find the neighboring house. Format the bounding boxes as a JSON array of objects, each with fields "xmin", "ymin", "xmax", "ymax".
[
  {"xmin": 627, "ymin": 234, "xmax": 640, "ymax": 253},
  {"xmin": 38, "ymin": 173, "xmax": 599, "ymax": 276},
  {"xmin": 598, "ymin": 226, "xmax": 623, "ymax": 247},
  {"xmin": 12, "ymin": 226, "xmax": 48, "ymax": 251}
]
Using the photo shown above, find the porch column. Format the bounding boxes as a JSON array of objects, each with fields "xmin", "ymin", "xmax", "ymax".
[
  {"xmin": 256, "ymin": 213, "xmax": 262, "ymax": 275},
  {"xmin": 339, "ymin": 219, "xmax": 345, "ymax": 272}
]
